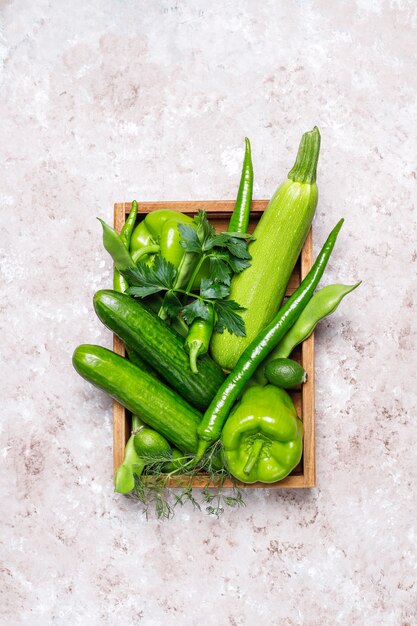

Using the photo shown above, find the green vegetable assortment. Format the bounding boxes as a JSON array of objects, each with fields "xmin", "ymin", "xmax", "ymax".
[
  {"xmin": 195, "ymin": 218, "xmax": 344, "ymax": 461},
  {"xmin": 73, "ymin": 129, "xmax": 360, "ymax": 518}
]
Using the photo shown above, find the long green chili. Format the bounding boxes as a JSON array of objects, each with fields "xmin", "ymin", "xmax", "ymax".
[
  {"xmin": 195, "ymin": 218, "xmax": 344, "ymax": 460},
  {"xmin": 228, "ymin": 137, "xmax": 253, "ymax": 234}
]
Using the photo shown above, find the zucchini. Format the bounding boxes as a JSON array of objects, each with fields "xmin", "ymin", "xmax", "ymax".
[
  {"xmin": 93, "ymin": 290, "xmax": 225, "ymax": 411},
  {"xmin": 72, "ymin": 345, "xmax": 201, "ymax": 453},
  {"xmin": 210, "ymin": 127, "xmax": 320, "ymax": 371}
]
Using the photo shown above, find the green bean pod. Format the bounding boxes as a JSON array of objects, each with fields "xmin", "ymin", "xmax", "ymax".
[
  {"xmin": 98, "ymin": 219, "xmax": 137, "ymax": 275},
  {"xmin": 254, "ymin": 282, "xmax": 361, "ymax": 385},
  {"xmin": 114, "ymin": 434, "xmax": 144, "ymax": 493},
  {"xmin": 195, "ymin": 219, "xmax": 344, "ymax": 460}
]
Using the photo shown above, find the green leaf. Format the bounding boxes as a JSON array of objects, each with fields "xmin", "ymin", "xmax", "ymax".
[
  {"xmin": 214, "ymin": 300, "xmax": 246, "ymax": 337},
  {"xmin": 200, "ymin": 278, "xmax": 230, "ymax": 300},
  {"xmin": 178, "ymin": 223, "xmax": 202, "ymax": 254},
  {"xmin": 204, "ymin": 232, "xmax": 251, "ymax": 259},
  {"xmin": 181, "ymin": 299, "xmax": 210, "ymax": 325},
  {"xmin": 225, "ymin": 231, "xmax": 256, "ymax": 240},
  {"xmin": 162, "ymin": 291, "xmax": 182, "ymax": 319},
  {"xmin": 126, "ymin": 284, "xmax": 163, "ymax": 298},
  {"xmin": 123, "ymin": 256, "xmax": 176, "ymax": 299},
  {"xmin": 194, "ymin": 209, "xmax": 216, "ymax": 243},
  {"xmin": 152, "ymin": 256, "xmax": 177, "ymax": 288},
  {"xmin": 226, "ymin": 255, "xmax": 251, "ymax": 273},
  {"xmin": 209, "ymin": 255, "xmax": 232, "ymax": 285},
  {"xmin": 202, "ymin": 234, "xmax": 219, "ymax": 252},
  {"xmin": 223, "ymin": 236, "xmax": 252, "ymax": 260}
]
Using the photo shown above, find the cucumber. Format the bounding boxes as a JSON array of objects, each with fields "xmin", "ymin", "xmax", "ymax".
[
  {"xmin": 93, "ymin": 290, "xmax": 225, "ymax": 411},
  {"xmin": 72, "ymin": 345, "xmax": 201, "ymax": 453}
]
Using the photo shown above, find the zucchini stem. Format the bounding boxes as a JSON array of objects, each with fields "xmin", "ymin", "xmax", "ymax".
[{"xmin": 288, "ymin": 126, "xmax": 321, "ymax": 184}]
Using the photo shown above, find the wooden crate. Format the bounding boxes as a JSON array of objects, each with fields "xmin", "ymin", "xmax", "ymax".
[{"xmin": 112, "ymin": 201, "xmax": 315, "ymax": 488}]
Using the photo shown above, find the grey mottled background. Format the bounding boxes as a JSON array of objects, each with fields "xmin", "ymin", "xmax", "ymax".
[{"xmin": 1, "ymin": 1, "xmax": 417, "ymax": 624}]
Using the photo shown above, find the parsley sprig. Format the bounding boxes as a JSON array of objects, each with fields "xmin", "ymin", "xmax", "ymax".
[{"xmin": 123, "ymin": 210, "xmax": 254, "ymax": 337}]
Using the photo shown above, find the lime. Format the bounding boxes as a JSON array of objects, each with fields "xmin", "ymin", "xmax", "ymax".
[{"xmin": 264, "ymin": 358, "xmax": 307, "ymax": 389}]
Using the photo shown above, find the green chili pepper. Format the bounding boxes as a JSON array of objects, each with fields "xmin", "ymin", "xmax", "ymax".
[
  {"xmin": 228, "ymin": 137, "xmax": 253, "ymax": 234},
  {"xmin": 120, "ymin": 201, "xmax": 139, "ymax": 245},
  {"xmin": 185, "ymin": 305, "xmax": 215, "ymax": 374},
  {"xmin": 115, "ymin": 201, "xmax": 138, "ymax": 292},
  {"xmin": 195, "ymin": 218, "xmax": 344, "ymax": 460},
  {"xmin": 222, "ymin": 385, "xmax": 303, "ymax": 483},
  {"xmin": 254, "ymin": 282, "xmax": 361, "ymax": 385}
]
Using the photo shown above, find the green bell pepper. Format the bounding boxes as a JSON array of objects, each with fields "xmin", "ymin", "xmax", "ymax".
[
  {"xmin": 221, "ymin": 385, "xmax": 303, "ymax": 484},
  {"xmin": 130, "ymin": 210, "xmax": 193, "ymax": 266},
  {"xmin": 130, "ymin": 209, "xmax": 202, "ymax": 297}
]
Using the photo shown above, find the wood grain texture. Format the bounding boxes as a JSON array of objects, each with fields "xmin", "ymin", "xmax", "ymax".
[{"xmin": 112, "ymin": 201, "xmax": 315, "ymax": 489}]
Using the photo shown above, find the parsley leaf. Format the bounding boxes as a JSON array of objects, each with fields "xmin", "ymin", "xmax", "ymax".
[
  {"xmin": 178, "ymin": 223, "xmax": 202, "ymax": 254},
  {"xmin": 123, "ymin": 256, "xmax": 176, "ymax": 298},
  {"xmin": 181, "ymin": 299, "xmax": 211, "ymax": 325},
  {"xmin": 200, "ymin": 278, "xmax": 230, "ymax": 300},
  {"xmin": 194, "ymin": 209, "xmax": 216, "ymax": 242},
  {"xmin": 225, "ymin": 232, "xmax": 256, "ymax": 240},
  {"xmin": 211, "ymin": 233, "xmax": 252, "ymax": 260},
  {"xmin": 225, "ymin": 255, "xmax": 251, "ymax": 273},
  {"xmin": 162, "ymin": 291, "xmax": 182, "ymax": 319},
  {"xmin": 214, "ymin": 300, "xmax": 246, "ymax": 337},
  {"xmin": 209, "ymin": 255, "xmax": 232, "ymax": 285}
]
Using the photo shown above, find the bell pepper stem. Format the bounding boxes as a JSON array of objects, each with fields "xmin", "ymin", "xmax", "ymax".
[
  {"xmin": 131, "ymin": 244, "xmax": 160, "ymax": 264},
  {"xmin": 243, "ymin": 439, "xmax": 264, "ymax": 476}
]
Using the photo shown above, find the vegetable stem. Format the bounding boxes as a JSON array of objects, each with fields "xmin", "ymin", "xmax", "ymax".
[
  {"xmin": 184, "ymin": 255, "xmax": 206, "ymax": 298},
  {"xmin": 243, "ymin": 439, "xmax": 263, "ymax": 475},
  {"xmin": 288, "ymin": 126, "xmax": 321, "ymax": 184},
  {"xmin": 131, "ymin": 244, "xmax": 160, "ymax": 263}
]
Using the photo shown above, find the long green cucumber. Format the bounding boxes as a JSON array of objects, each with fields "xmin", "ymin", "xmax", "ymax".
[
  {"xmin": 210, "ymin": 127, "xmax": 320, "ymax": 371},
  {"xmin": 72, "ymin": 345, "xmax": 201, "ymax": 453},
  {"xmin": 93, "ymin": 290, "xmax": 225, "ymax": 411}
]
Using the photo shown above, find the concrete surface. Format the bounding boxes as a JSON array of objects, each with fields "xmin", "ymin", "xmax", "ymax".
[{"xmin": 1, "ymin": 1, "xmax": 416, "ymax": 624}]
